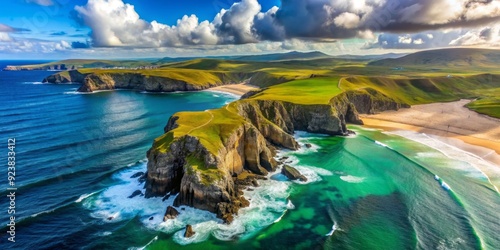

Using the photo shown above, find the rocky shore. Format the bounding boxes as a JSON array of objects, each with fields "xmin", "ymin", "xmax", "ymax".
[{"xmin": 144, "ymin": 89, "xmax": 408, "ymax": 223}]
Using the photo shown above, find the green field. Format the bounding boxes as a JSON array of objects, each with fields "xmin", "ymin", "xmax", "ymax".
[
  {"xmin": 467, "ymin": 97, "xmax": 500, "ymax": 118},
  {"xmin": 250, "ymin": 77, "xmax": 342, "ymax": 105}
]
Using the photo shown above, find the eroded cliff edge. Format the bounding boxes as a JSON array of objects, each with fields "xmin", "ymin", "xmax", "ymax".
[
  {"xmin": 145, "ymin": 89, "xmax": 408, "ymax": 223},
  {"xmin": 42, "ymin": 70, "xmax": 251, "ymax": 93}
]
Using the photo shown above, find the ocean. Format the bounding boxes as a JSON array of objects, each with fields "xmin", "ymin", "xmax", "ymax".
[{"xmin": 0, "ymin": 62, "xmax": 498, "ymax": 249}]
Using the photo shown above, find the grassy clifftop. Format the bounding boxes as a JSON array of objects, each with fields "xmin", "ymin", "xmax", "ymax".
[{"xmin": 340, "ymin": 74, "xmax": 500, "ymax": 105}]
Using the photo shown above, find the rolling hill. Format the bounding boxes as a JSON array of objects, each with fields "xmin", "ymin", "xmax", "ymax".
[{"xmin": 369, "ymin": 48, "xmax": 500, "ymax": 68}]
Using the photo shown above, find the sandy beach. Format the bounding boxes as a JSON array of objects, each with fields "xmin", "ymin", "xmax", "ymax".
[
  {"xmin": 360, "ymin": 99, "xmax": 500, "ymax": 166},
  {"xmin": 208, "ymin": 83, "xmax": 259, "ymax": 96}
]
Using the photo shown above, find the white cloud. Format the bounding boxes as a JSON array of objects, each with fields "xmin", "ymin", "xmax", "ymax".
[
  {"xmin": 74, "ymin": 0, "xmax": 267, "ymax": 47},
  {"xmin": 413, "ymin": 38, "xmax": 424, "ymax": 45},
  {"xmin": 0, "ymin": 32, "xmax": 12, "ymax": 42},
  {"xmin": 74, "ymin": 0, "xmax": 500, "ymax": 49},
  {"xmin": 334, "ymin": 12, "xmax": 361, "ymax": 29},
  {"xmin": 0, "ymin": 38, "xmax": 72, "ymax": 53},
  {"xmin": 450, "ymin": 24, "xmax": 500, "ymax": 46},
  {"xmin": 398, "ymin": 35, "xmax": 412, "ymax": 44}
]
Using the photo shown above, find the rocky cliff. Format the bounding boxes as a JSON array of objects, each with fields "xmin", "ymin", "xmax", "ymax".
[
  {"xmin": 79, "ymin": 73, "xmax": 222, "ymax": 92},
  {"xmin": 43, "ymin": 70, "xmax": 250, "ymax": 93},
  {"xmin": 145, "ymin": 88, "xmax": 407, "ymax": 223},
  {"xmin": 42, "ymin": 70, "xmax": 87, "ymax": 83}
]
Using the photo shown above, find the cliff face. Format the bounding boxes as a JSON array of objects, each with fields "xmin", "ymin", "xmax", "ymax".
[
  {"xmin": 44, "ymin": 71, "xmax": 249, "ymax": 93},
  {"xmin": 78, "ymin": 73, "xmax": 220, "ymax": 92},
  {"xmin": 145, "ymin": 89, "xmax": 405, "ymax": 223}
]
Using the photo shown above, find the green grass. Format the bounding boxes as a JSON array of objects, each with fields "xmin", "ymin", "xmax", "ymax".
[
  {"xmin": 467, "ymin": 97, "xmax": 500, "ymax": 118},
  {"xmin": 186, "ymin": 155, "xmax": 223, "ymax": 186},
  {"xmin": 340, "ymin": 74, "xmax": 500, "ymax": 105},
  {"xmin": 250, "ymin": 77, "xmax": 343, "ymax": 104},
  {"xmin": 152, "ymin": 103, "xmax": 245, "ymax": 155}
]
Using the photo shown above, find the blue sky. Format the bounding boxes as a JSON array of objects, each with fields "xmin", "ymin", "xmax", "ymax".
[{"xmin": 0, "ymin": 0, "xmax": 498, "ymax": 59}]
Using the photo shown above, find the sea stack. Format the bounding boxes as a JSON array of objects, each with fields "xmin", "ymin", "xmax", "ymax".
[{"xmin": 184, "ymin": 224, "xmax": 195, "ymax": 238}]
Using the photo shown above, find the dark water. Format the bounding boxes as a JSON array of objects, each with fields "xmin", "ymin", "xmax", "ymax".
[{"xmin": 0, "ymin": 63, "xmax": 498, "ymax": 249}]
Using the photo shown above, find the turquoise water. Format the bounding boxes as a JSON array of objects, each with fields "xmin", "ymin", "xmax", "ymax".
[{"xmin": 1, "ymin": 64, "xmax": 499, "ymax": 249}]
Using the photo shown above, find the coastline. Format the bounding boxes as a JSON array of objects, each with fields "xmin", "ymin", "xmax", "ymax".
[
  {"xmin": 207, "ymin": 83, "xmax": 259, "ymax": 96},
  {"xmin": 360, "ymin": 99, "xmax": 500, "ymax": 166}
]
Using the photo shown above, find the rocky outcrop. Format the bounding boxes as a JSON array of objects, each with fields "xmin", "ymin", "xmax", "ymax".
[
  {"xmin": 145, "ymin": 88, "xmax": 406, "ymax": 223},
  {"xmin": 42, "ymin": 70, "xmax": 86, "ymax": 84},
  {"xmin": 282, "ymin": 165, "xmax": 307, "ymax": 182},
  {"xmin": 184, "ymin": 225, "xmax": 195, "ymax": 238},
  {"xmin": 163, "ymin": 206, "xmax": 179, "ymax": 221}
]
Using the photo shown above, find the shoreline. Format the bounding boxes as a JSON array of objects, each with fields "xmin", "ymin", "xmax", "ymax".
[
  {"xmin": 360, "ymin": 100, "xmax": 500, "ymax": 166},
  {"xmin": 207, "ymin": 83, "xmax": 259, "ymax": 97}
]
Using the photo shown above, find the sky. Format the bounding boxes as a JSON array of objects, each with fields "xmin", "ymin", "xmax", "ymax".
[{"xmin": 0, "ymin": 0, "xmax": 499, "ymax": 59}]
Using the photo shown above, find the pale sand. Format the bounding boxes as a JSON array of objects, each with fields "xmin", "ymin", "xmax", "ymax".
[
  {"xmin": 208, "ymin": 83, "xmax": 259, "ymax": 96},
  {"xmin": 360, "ymin": 99, "xmax": 500, "ymax": 166}
]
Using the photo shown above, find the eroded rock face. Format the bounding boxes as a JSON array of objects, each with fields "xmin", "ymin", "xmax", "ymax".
[{"xmin": 145, "ymin": 89, "xmax": 406, "ymax": 223}]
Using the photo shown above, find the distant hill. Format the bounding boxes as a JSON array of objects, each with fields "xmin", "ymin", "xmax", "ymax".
[
  {"xmin": 369, "ymin": 48, "xmax": 500, "ymax": 67},
  {"xmin": 3, "ymin": 59, "xmax": 153, "ymax": 71},
  {"xmin": 233, "ymin": 51, "xmax": 331, "ymax": 62},
  {"xmin": 335, "ymin": 53, "xmax": 407, "ymax": 61},
  {"xmin": 155, "ymin": 51, "xmax": 331, "ymax": 65}
]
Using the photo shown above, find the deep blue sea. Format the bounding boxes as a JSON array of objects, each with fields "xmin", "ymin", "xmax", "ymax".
[{"xmin": 0, "ymin": 61, "xmax": 499, "ymax": 249}]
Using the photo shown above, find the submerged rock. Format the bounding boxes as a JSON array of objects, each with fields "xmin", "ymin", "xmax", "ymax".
[
  {"xmin": 282, "ymin": 165, "xmax": 308, "ymax": 182},
  {"xmin": 184, "ymin": 225, "xmax": 195, "ymax": 238},
  {"xmin": 130, "ymin": 171, "xmax": 144, "ymax": 178},
  {"xmin": 128, "ymin": 190, "xmax": 143, "ymax": 198},
  {"xmin": 305, "ymin": 143, "xmax": 312, "ymax": 148},
  {"xmin": 163, "ymin": 206, "xmax": 180, "ymax": 221}
]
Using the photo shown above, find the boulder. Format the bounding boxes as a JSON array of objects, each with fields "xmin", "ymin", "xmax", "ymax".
[
  {"xmin": 163, "ymin": 206, "xmax": 180, "ymax": 221},
  {"xmin": 184, "ymin": 224, "xmax": 195, "ymax": 238},
  {"xmin": 305, "ymin": 143, "xmax": 312, "ymax": 148},
  {"xmin": 282, "ymin": 165, "xmax": 308, "ymax": 182}
]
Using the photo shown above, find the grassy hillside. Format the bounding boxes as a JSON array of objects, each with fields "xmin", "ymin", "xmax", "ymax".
[
  {"xmin": 467, "ymin": 97, "xmax": 500, "ymax": 118},
  {"xmin": 153, "ymin": 102, "xmax": 245, "ymax": 155},
  {"xmin": 340, "ymin": 74, "xmax": 500, "ymax": 105},
  {"xmin": 154, "ymin": 51, "xmax": 331, "ymax": 64},
  {"xmin": 250, "ymin": 77, "xmax": 342, "ymax": 104},
  {"xmin": 370, "ymin": 48, "xmax": 500, "ymax": 68}
]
